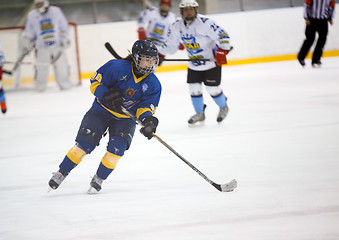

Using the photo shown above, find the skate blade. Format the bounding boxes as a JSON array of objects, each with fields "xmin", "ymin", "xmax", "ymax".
[
  {"xmin": 188, "ymin": 120, "xmax": 205, "ymax": 128},
  {"xmin": 87, "ymin": 186, "xmax": 100, "ymax": 195}
]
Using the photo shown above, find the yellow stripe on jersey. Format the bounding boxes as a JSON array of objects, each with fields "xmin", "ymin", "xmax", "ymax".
[
  {"xmin": 90, "ymin": 81, "xmax": 102, "ymax": 95},
  {"xmin": 66, "ymin": 145, "xmax": 87, "ymax": 164},
  {"xmin": 101, "ymin": 151, "xmax": 121, "ymax": 169},
  {"xmin": 136, "ymin": 107, "xmax": 155, "ymax": 119},
  {"xmin": 132, "ymin": 64, "xmax": 149, "ymax": 83},
  {"xmin": 96, "ymin": 98, "xmax": 130, "ymax": 119}
]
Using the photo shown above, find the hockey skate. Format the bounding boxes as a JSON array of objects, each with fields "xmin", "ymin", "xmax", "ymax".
[
  {"xmin": 48, "ymin": 170, "xmax": 68, "ymax": 191},
  {"xmin": 88, "ymin": 174, "xmax": 104, "ymax": 194},
  {"xmin": 188, "ymin": 105, "xmax": 206, "ymax": 126},
  {"xmin": 188, "ymin": 112, "xmax": 205, "ymax": 125},
  {"xmin": 312, "ymin": 61, "xmax": 322, "ymax": 68},
  {"xmin": 217, "ymin": 105, "xmax": 229, "ymax": 123}
]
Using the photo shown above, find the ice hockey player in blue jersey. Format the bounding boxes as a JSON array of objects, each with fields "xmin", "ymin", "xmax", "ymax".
[{"xmin": 48, "ymin": 40, "xmax": 161, "ymax": 193}]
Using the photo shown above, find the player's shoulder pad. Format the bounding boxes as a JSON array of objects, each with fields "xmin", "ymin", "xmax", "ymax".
[
  {"xmin": 98, "ymin": 59, "xmax": 121, "ymax": 73},
  {"xmin": 49, "ymin": 5, "xmax": 61, "ymax": 12},
  {"xmin": 197, "ymin": 14, "xmax": 212, "ymax": 24}
]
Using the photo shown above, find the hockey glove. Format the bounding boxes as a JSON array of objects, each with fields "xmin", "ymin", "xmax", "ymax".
[
  {"xmin": 102, "ymin": 89, "xmax": 124, "ymax": 112},
  {"xmin": 137, "ymin": 27, "xmax": 146, "ymax": 40},
  {"xmin": 140, "ymin": 116, "xmax": 159, "ymax": 140},
  {"xmin": 178, "ymin": 43, "xmax": 185, "ymax": 50},
  {"xmin": 214, "ymin": 47, "xmax": 228, "ymax": 66}
]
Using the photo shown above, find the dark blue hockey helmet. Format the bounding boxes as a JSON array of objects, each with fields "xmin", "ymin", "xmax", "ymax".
[{"xmin": 132, "ymin": 40, "xmax": 159, "ymax": 75}]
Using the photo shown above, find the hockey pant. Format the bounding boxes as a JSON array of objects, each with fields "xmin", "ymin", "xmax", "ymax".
[
  {"xmin": 35, "ymin": 47, "xmax": 72, "ymax": 91},
  {"xmin": 189, "ymin": 83, "xmax": 227, "ymax": 113}
]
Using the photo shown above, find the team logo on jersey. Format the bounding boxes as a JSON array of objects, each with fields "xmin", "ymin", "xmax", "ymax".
[
  {"xmin": 125, "ymin": 87, "xmax": 136, "ymax": 98},
  {"xmin": 181, "ymin": 34, "xmax": 203, "ymax": 55},
  {"xmin": 151, "ymin": 23, "xmax": 166, "ymax": 41},
  {"xmin": 40, "ymin": 19, "xmax": 54, "ymax": 35},
  {"xmin": 142, "ymin": 83, "xmax": 148, "ymax": 92},
  {"xmin": 152, "ymin": 23, "xmax": 165, "ymax": 35},
  {"xmin": 120, "ymin": 75, "xmax": 128, "ymax": 81}
]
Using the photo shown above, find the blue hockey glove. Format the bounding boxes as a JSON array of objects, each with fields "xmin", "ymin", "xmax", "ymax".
[
  {"xmin": 102, "ymin": 89, "xmax": 123, "ymax": 112},
  {"xmin": 140, "ymin": 116, "xmax": 158, "ymax": 140}
]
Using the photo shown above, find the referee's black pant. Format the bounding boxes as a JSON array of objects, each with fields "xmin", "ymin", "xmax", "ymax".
[{"xmin": 298, "ymin": 19, "xmax": 328, "ymax": 64}]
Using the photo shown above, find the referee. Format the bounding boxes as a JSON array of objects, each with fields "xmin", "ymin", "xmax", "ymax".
[{"xmin": 297, "ymin": 0, "xmax": 336, "ymax": 67}]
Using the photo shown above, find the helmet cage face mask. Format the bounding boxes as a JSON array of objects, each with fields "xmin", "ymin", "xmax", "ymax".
[
  {"xmin": 35, "ymin": 0, "xmax": 49, "ymax": 14},
  {"xmin": 133, "ymin": 53, "xmax": 159, "ymax": 75}
]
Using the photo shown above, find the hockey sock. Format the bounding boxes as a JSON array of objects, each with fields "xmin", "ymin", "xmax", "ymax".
[
  {"xmin": 97, "ymin": 151, "xmax": 121, "ymax": 180},
  {"xmin": 59, "ymin": 145, "xmax": 87, "ymax": 174},
  {"xmin": 211, "ymin": 92, "xmax": 227, "ymax": 109},
  {"xmin": 191, "ymin": 95, "xmax": 204, "ymax": 113}
]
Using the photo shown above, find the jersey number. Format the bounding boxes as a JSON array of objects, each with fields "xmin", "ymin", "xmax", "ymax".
[{"xmin": 90, "ymin": 72, "xmax": 102, "ymax": 82}]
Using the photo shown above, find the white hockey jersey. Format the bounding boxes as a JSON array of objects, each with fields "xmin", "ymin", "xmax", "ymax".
[
  {"xmin": 159, "ymin": 14, "xmax": 231, "ymax": 71},
  {"xmin": 137, "ymin": 7, "xmax": 177, "ymax": 47},
  {"xmin": 25, "ymin": 6, "xmax": 68, "ymax": 49}
]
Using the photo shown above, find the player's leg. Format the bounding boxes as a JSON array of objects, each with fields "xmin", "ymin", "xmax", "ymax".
[
  {"xmin": 49, "ymin": 108, "xmax": 109, "ymax": 190},
  {"xmin": 298, "ymin": 20, "xmax": 316, "ymax": 65},
  {"xmin": 35, "ymin": 47, "xmax": 50, "ymax": 92},
  {"xmin": 312, "ymin": 20, "xmax": 328, "ymax": 66},
  {"xmin": 204, "ymin": 66, "xmax": 228, "ymax": 123},
  {"xmin": 89, "ymin": 119, "xmax": 136, "ymax": 192},
  {"xmin": 52, "ymin": 47, "xmax": 72, "ymax": 90},
  {"xmin": 187, "ymin": 68, "xmax": 206, "ymax": 125}
]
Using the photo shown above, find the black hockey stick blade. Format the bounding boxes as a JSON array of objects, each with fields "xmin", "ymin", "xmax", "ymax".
[
  {"xmin": 105, "ymin": 42, "xmax": 123, "ymax": 60},
  {"xmin": 2, "ymin": 69, "xmax": 12, "ymax": 75}
]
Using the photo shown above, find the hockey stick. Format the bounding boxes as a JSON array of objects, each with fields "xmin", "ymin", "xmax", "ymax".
[
  {"xmin": 104, "ymin": 42, "xmax": 233, "ymax": 62},
  {"xmin": 5, "ymin": 61, "xmax": 33, "ymax": 65},
  {"xmin": 121, "ymin": 106, "xmax": 237, "ymax": 192},
  {"xmin": 2, "ymin": 69, "xmax": 12, "ymax": 75},
  {"xmin": 105, "ymin": 42, "xmax": 123, "ymax": 60}
]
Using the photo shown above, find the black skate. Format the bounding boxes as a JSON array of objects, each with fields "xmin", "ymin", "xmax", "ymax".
[
  {"xmin": 48, "ymin": 170, "xmax": 68, "ymax": 191},
  {"xmin": 312, "ymin": 61, "xmax": 322, "ymax": 68},
  {"xmin": 217, "ymin": 106, "xmax": 229, "ymax": 123},
  {"xmin": 88, "ymin": 174, "xmax": 104, "ymax": 194}
]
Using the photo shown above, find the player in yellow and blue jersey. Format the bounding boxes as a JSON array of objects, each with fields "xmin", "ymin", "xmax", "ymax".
[{"xmin": 48, "ymin": 40, "xmax": 161, "ymax": 193}]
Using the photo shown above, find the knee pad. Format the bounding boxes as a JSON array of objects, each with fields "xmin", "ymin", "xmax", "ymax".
[
  {"xmin": 76, "ymin": 127, "xmax": 103, "ymax": 148},
  {"xmin": 189, "ymin": 83, "xmax": 202, "ymax": 96},
  {"xmin": 107, "ymin": 136, "xmax": 127, "ymax": 156},
  {"xmin": 205, "ymin": 85, "xmax": 222, "ymax": 97},
  {"xmin": 66, "ymin": 145, "xmax": 87, "ymax": 164},
  {"xmin": 101, "ymin": 151, "xmax": 121, "ymax": 170},
  {"xmin": 76, "ymin": 141, "xmax": 96, "ymax": 154}
]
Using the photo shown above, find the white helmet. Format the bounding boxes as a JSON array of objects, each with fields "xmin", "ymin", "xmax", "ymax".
[
  {"xmin": 179, "ymin": 0, "xmax": 199, "ymax": 8},
  {"xmin": 34, "ymin": 0, "xmax": 49, "ymax": 14}
]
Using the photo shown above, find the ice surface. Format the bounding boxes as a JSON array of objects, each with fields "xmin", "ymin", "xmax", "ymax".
[{"xmin": 1, "ymin": 58, "xmax": 339, "ymax": 240}]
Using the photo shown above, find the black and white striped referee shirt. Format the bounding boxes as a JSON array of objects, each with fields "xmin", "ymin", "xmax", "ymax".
[{"xmin": 304, "ymin": 0, "xmax": 336, "ymax": 20}]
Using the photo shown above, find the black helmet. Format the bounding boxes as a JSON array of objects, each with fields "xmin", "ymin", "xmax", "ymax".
[{"xmin": 132, "ymin": 40, "xmax": 159, "ymax": 75}]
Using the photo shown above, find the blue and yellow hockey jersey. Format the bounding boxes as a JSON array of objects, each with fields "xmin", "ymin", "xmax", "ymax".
[{"xmin": 90, "ymin": 59, "xmax": 161, "ymax": 121}]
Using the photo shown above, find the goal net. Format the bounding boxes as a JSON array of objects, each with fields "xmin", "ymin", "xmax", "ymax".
[{"xmin": 0, "ymin": 22, "xmax": 81, "ymax": 89}]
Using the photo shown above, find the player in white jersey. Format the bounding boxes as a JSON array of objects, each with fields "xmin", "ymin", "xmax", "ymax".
[
  {"xmin": 23, "ymin": 0, "xmax": 72, "ymax": 91},
  {"xmin": 137, "ymin": 0, "xmax": 184, "ymax": 65},
  {"xmin": 158, "ymin": 0, "xmax": 231, "ymax": 125}
]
